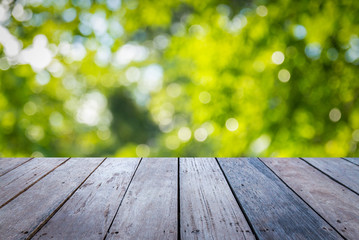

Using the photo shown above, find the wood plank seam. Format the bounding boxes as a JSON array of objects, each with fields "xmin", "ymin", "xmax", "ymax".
[
  {"xmin": 342, "ymin": 157, "xmax": 359, "ymax": 167},
  {"xmin": 258, "ymin": 157, "xmax": 346, "ymax": 239},
  {"xmin": 215, "ymin": 157, "xmax": 259, "ymax": 240},
  {"xmin": 102, "ymin": 157, "xmax": 143, "ymax": 240},
  {"xmin": 177, "ymin": 157, "xmax": 180, "ymax": 240},
  {"xmin": 26, "ymin": 157, "xmax": 107, "ymax": 240},
  {"xmin": 0, "ymin": 157, "xmax": 71, "ymax": 209},
  {"xmin": 0, "ymin": 157, "xmax": 34, "ymax": 177},
  {"xmin": 300, "ymin": 157, "xmax": 359, "ymax": 196}
]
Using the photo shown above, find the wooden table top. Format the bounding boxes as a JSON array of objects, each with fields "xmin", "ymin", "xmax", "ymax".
[{"xmin": 0, "ymin": 157, "xmax": 358, "ymax": 239}]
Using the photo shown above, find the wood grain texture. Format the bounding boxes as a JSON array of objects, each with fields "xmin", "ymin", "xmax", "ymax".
[
  {"xmin": 261, "ymin": 157, "xmax": 359, "ymax": 239},
  {"xmin": 180, "ymin": 157, "xmax": 254, "ymax": 240},
  {"xmin": 218, "ymin": 158, "xmax": 342, "ymax": 240},
  {"xmin": 0, "ymin": 157, "xmax": 67, "ymax": 208},
  {"xmin": 33, "ymin": 158, "xmax": 140, "ymax": 240},
  {"xmin": 303, "ymin": 158, "xmax": 359, "ymax": 195},
  {"xmin": 0, "ymin": 158, "xmax": 32, "ymax": 176},
  {"xmin": 0, "ymin": 157, "xmax": 104, "ymax": 240},
  {"xmin": 343, "ymin": 157, "xmax": 359, "ymax": 166},
  {"xmin": 106, "ymin": 158, "xmax": 177, "ymax": 240}
]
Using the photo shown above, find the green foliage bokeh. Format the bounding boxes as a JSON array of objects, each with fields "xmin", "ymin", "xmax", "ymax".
[{"xmin": 0, "ymin": 0, "xmax": 359, "ymax": 157}]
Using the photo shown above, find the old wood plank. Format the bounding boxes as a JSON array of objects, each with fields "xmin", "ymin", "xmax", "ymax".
[
  {"xmin": 0, "ymin": 157, "xmax": 104, "ymax": 240},
  {"xmin": 343, "ymin": 157, "xmax": 359, "ymax": 166},
  {"xmin": 106, "ymin": 158, "xmax": 177, "ymax": 240},
  {"xmin": 0, "ymin": 157, "xmax": 67, "ymax": 208},
  {"xmin": 218, "ymin": 157, "xmax": 343, "ymax": 240},
  {"xmin": 32, "ymin": 158, "xmax": 140, "ymax": 240},
  {"xmin": 261, "ymin": 157, "xmax": 359, "ymax": 239},
  {"xmin": 303, "ymin": 158, "xmax": 359, "ymax": 195},
  {"xmin": 180, "ymin": 157, "xmax": 254, "ymax": 240},
  {"xmin": 0, "ymin": 157, "xmax": 32, "ymax": 176}
]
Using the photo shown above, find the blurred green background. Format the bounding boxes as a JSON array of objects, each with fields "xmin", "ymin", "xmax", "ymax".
[{"xmin": 0, "ymin": 0, "xmax": 358, "ymax": 157}]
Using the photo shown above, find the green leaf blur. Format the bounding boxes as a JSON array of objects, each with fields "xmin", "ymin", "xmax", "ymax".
[{"xmin": 0, "ymin": 0, "xmax": 358, "ymax": 157}]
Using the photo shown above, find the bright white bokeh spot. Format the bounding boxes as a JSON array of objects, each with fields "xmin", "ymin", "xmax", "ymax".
[
  {"xmin": 19, "ymin": 35, "xmax": 53, "ymax": 71},
  {"xmin": 68, "ymin": 42, "xmax": 87, "ymax": 62},
  {"xmin": 90, "ymin": 11, "xmax": 108, "ymax": 36},
  {"xmin": 62, "ymin": 8, "xmax": 77, "ymax": 22},
  {"xmin": 47, "ymin": 60, "xmax": 64, "ymax": 77},
  {"xmin": 250, "ymin": 135, "xmax": 271, "ymax": 154},
  {"xmin": 35, "ymin": 70, "xmax": 51, "ymax": 85},
  {"xmin": 278, "ymin": 69, "xmax": 291, "ymax": 82},
  {"xmin": 225, "ymin": 118, "xmax": 239, "ymax": 131},
  {"xmin": 49, "ymin": 112, "xmax": 63, "ymax": 127},
  {"xmin": 0, "ymin": 25, "xmax": 22, "ymax": 57},
  {"xmin": 170, "ymin": 22, "xmax": 186, "ymax": 37},
  {"xmin": 155, "ymin": 103, "xmax": 174, "ymax": 133},
  {"xmin": 256, "ymin": 5, "xmax": 268, "ymax": 17},
  {"xmin": 305, "ymin": 43, "xmax": 322, "ymax": 60},
  {"xmin": 154, "ymin": 35, "xmax": 169, "ymax": 50},
  {"xmin": 202, "ymin": 122, "xmax": 215, "ymax": 135},
  {"xmin": 23, "ymin": 101, "xmax": 37, "ymax": 116},
  {"xmin": 199, "ymin": 91, "xmax": 211, "ymax": 104},
  {"xmin": 95, "ymin": 46, "xmax": 112, "ymax": 67},
  {"xmin": 12, "ymin": 3, "xmax": 32, "ymax": 22},
  {"xmin": 189, "ymin": 24, "xmax": 206, "ymax": 39},
  {"xmin": 329, "ymin": 108, "xmax": 341, "ymax": 122},
  {"xmin": 0, "ymin": 5, "xmax": 11, "ymax": 23},
  {"xmin": 138, "ymin": 64, "xmax": 163, "ymax": 93},
  {"xmin": 126, "ymin": 67, "xmax": 141, "ymax": 83},
  {"xmin": 26, "ymin": 125, "xmax": 44, "ymax": 142},
  {"xmin": 166, "ymin": 83, "xmax": 182, "ymax": 98},
  {"xmin": 106, "ymin": 0, "xmax": 121, "ymax": 11},
  {"xmin": 293, "ymin": 25, "xmax": 307, "ymax": 40},
  {"xmin": 136, "ymin": 144, "xmax": 150, "ymax": 157},
  {"xmin": 178, "ymin": 127, "xmax": 192, "ymax": 142},
  {"xmin": 109, "ymin": 20, "xmax": 124, "ymax": 38},
  {"xmin": 76, "ymin": 91, "xmax": 107, "ymax": 126},
  {"xmin": 0, "ymin": 57, "xmax": 10, "ymax": 70},
  {"xmin": 194, "ymin": 128, "xmax": 208, "ymax": 142},
  {"xmin": 352, "ymin": 129, "xmax": 359, "ymax": 142},
  {"xmin": 114, "ymin": 43, "xmax": 149, "ymax": 67},
  {"xmin": 272, "ymin": 51, "xmax": 285, "ymax": 65},
  {"xmin": 216, "ymin": 4, "xmax": 231, "ymax": 16},
  {"xmin": 226, "ymin": 14, "xmax": 247, "ymax": 33},
  {"xmin": 345, "ymin": 36, "xmax": 359, "ymax": 64}
]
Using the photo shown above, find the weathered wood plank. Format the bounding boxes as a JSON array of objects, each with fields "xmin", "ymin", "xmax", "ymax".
[
  {"xmin": 0, "ymin": 157, "xmax": 67, "ymax": 208},
  {"xmin": 0, "ymin": 157, "xmax": 104, "ymax": 240},
  {"xmin": 261, "ymin": 157, "xmax": 359, "ymax": 239},
  {"xmin": 32, "ymin": 158, "xmax": 140, "ymax": 240},
  {"xmin": 0, "ymin": 157, "xmax": 32, "ymax": 176},
  {"xmin": 218, "ymin": 157, "xmax": 342, "ymax": 240},
  {"xmin": 106, "ymin": 158, "xmax": 177, "ymax": 240},
  {"xmin": 180, "ymin": 157, "xmax": 254, "ymax": 240},
  {"xmin": 303, "ymin": 158, "xmax": 359, "ymax": 195},
  {"xmin": 343, "ymin": 157, "xmax": 359, "ymax": 166}
]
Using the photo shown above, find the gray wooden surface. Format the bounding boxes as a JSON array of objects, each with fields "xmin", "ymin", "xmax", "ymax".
[
  {"xmin": 0, "ymin": 157, "xmax": 358, "ymax": 239},
  {"xmin": 261, "ymin": 157, "xmax": 359, "ymax": 239},
  {"xmin": 106, "ymin": 158, "xmax": 178, "ymax": 240},
  {"xmin": 303, "ymin": 157, "xmax": 359, "ymax": 195},
  {"xmin": 0, "ymin": 157, "xmax": 32, "ymax": 176},
  {"xmin": 343, "ymin": 157, "xmax": 359, "ymax": 166},
  {"xmin": 218, "ymin": 157, "xmax": 342, "ymax": 240},
  {"xmin": 180, "ymin": 157, "xmax": 254, "ymax": 240},
  {"xmin": 32, "ymin": 158, "xmax": 139, "ymax": 240},
  {"xmin": 0, "ymin": 157, "xmax": 67, "ymax": 208},
  {"xmin": 0, "ymin": 158, "xmax": 104, "ymax": 240}
]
